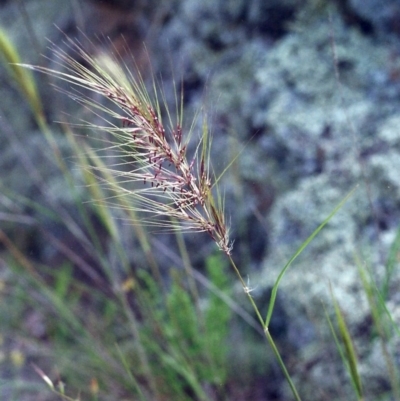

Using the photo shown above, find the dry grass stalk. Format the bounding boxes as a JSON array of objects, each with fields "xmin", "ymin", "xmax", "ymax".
[{"xmin": 20, "ymin": 37, "xmax": 232, "ymax": 255}]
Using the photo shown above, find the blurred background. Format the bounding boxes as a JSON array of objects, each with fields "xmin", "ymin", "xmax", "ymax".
[{"xmin": 1, "ymin": 0, "xmax": 400, "ymax": 400}]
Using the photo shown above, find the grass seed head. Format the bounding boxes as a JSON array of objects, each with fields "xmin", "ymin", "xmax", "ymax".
[{"xmin": 21, "ymin": 36, "xmax": 232, "ymax": 254}]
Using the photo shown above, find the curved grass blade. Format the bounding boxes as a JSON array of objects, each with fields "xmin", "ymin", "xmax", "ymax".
[{"xmin": 265, "ymin": 185, "xmax": 358, "ymax": 328}]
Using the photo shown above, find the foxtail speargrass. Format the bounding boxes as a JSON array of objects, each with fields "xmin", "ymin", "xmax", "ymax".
[
  {"xmin": 20, "ymin": 35, "xmax": 302, "ymax": 400},
  {"xmin": 22, "ymin": 37, "xmax": 232, "ymax": 256}
]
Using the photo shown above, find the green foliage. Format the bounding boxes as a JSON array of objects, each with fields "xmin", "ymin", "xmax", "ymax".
[
  {"xmin": 53, "ymin": 263, "xmax": 74, "ymax": 301},
  {"xmin": 130, "ymin": 257, "xmax": 232, "ymax": 400},
  {"xmin": 203, "ymin": 254, "xmax": 231, "ymax": 385}
]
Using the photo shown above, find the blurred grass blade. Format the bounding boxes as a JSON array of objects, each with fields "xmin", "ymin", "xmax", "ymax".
[
  {"xmin": 265, "ymin": 185, "xmax": 358, "ymax": 328},
  {"xmin": 115, "ymin": 344, "xmax": 148, "ymax": 401},
  {"xmin": 376, "ymin": 288, "xmax": 400, "ymax": 338},
  {"xmin": 357, "ymin": 258, "xmax": 400, "ymax": 400},
  {"xmin": 324, "ymin": 302, "xmax": 361, "ymax": 400},
  {"xmin": 330, "ymin": 286, "xmax": 363, "ymax": 399},
  {"xmin": 0, "ymin": 27, "xmax": 44, "ymax": 124},
  {"xmin": 66, "ymin": 131, "xmax": 119, "ymax": 240},
  {"xmin": 382, "ymin": 223, "xmax": 400, "ymax": 299}
]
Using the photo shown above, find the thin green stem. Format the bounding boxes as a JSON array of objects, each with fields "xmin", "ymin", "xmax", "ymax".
[
  {"xmin": 227, "ymin": 254, "xmax": 302, "ymax": 401},
  {"xmin": 264, "ymin": 327, "xmax": 301, "ymax": 401},
  {"xmin": 227, "ymin": 254, "xmax": 264, "ymax": 326}
]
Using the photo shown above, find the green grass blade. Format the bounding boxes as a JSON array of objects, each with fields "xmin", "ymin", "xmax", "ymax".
[
  {"xmin": 382, "ymin": 223, "xmax": 400, "ymax": 299},
  {"xmin": 330, "ymin": 287, "xmax": 363, "ymax": 399},
  {"xmin": 115, "ymin": 344, "xmax": 148, "ymax": 401},
  {"xmin": 265, "ymin": 185, "xmax": 358, "ymax": 327},
  {"xmin": 357, "ymin": 259, "xmax": 400, "ymax": 400}
]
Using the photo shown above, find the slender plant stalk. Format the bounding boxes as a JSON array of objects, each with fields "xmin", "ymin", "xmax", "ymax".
[
  {"xmin": 19, "ymin": 35, "xmax": 301, "ymax": 400},
  {"xmin": 228, "ymin": 254, "xmax": 302, "ymax": 401}
]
